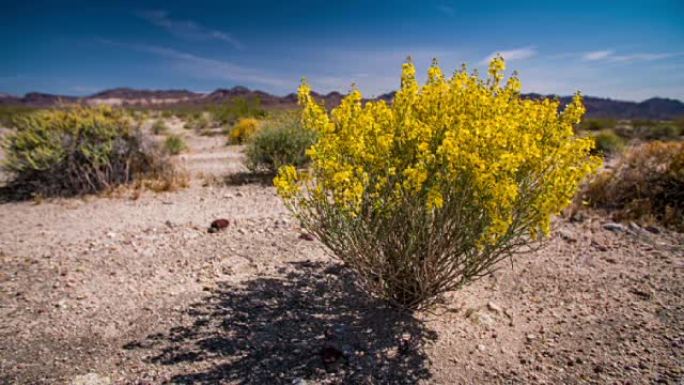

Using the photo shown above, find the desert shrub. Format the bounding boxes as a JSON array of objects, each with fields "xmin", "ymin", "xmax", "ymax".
[
  {"xmin": 152, "ymin": 119, "xmax": 169, "ymax": 135},
  {"xmin": 275, "ymin": 57, "xmax": 601, "ymax": 309},
  {"xmin": 589, "ymin": 129, "xmax": 625, "ymax": 155},
  {"xmin": 675, "ymin": 117, "xmax": 684, "ymax": 133},
  {"xmin": 161, "ymin": 110, "xmax": 173, "ymax": 119},
  {"xmin": 164, "ymin": 134, "xmax": 187, "ymax": 155},
  {"xmin": 2, "ymin": 106, "xmax": 174, "ymax": 196},
  {"xmin": 229, "ymin": 117, "xmax": 259, "ymax": 144},
  {"xmin": 0, "ymin": 105, "xmax": 37, "ymax": 127},
  {"xmin": 583, "ymin": 141, "xmax": 684, "ymax": 231},
  {"xmin": 642, "ymin": 123, "xmax": 680, "ymax": 140},
  {"xmin": 244, "ymin": 112, "xmax": 317, "ymax": 173},
  {"xmin": 192, "ymin": 115, "xmax": 212, "ymax": 131}
]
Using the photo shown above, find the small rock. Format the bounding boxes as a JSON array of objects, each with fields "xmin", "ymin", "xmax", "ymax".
[
  {"xmin": 629, "ymin": 222, "xmax": 642, "ymax": 233},
  {"xmin": 569, "ymin": 212, "xmax": 585, "ymax": 222},
  {"xmin": 592, "ymin": 239, "xmax": 608, "ymax": 252},
  {"xmin": 644, "ymin": 225, "xmax": 660, "ymax": 234},
  {"xmin": 487, "ymin": 301, "xmax": 502, "ymax": 314},
  {"xmin": 603, "ymin": 222, "xmax": 625, "ymax": 233},
  {"xmin": 558, "ymin": 229, "xmax": 577, "ymax": 243},
  {"xmin": 526, "ymin": 334, "xmax": 536, "ymax": 342},
  {"xmin": 292, "ymin": 378, "xmax": 307, "ymax": 385},
  {"xmin": 70, "ymin": 373, "xmax": 111, "ymax": 385},
  {"xmin": 208, "ymin": 219, "xmax": 230, "ymax": 233},
  {"xmin": 468, "ymin": 310, "xmax": 496, "ymax": 328},
  {"xmin": 299, "ymin": 233, "xmax": 315, "ymax": 241},
  {"xmin": 477, "ymin": 344, "xmax": 486, "ymax": 352}
]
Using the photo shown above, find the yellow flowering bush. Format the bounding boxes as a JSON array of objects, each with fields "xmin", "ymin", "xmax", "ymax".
[
  {"xmin": 229, "ymin": 117, "xmax": 260, "ymax": 144},
  {"xmin": 275, "ymin": 57, "xmax": 601, "ymax": 309}
]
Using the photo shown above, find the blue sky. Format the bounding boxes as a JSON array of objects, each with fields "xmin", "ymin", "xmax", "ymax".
[{"xmin": 2, "ymin": 0, "xmax": 683, "ymax": 100}]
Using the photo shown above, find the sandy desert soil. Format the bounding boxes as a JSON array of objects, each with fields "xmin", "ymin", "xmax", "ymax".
[{"xmin": 0, "ymin": 123, "xmax": 682, "ymax": 385}]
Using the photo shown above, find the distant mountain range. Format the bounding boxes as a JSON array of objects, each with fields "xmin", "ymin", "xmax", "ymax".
[{"xmin": 1, "ymin": 86, "xmax": 683, "ymax": 120}]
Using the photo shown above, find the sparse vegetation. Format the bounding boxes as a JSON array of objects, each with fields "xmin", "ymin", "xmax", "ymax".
[
  {"xmin": 151, "ymin": 119, "xmax": 169, "ymax": 135},
  {"xmin": 229, "ymin": 117, "xmax": 260, "ymax": 144},
  {"xmin": 2, "ymin": 106, "xmax": 177, "ymax": 196},
  {"xmin": 212, "ymin": 96, "xmax": 266, "ymax": 125},
  {"xmin": 244, "ymin": 112, "xmax": 316, "ymax": 173},
  {"xmin": 0, "ymin": 105, "xmax": 37, "ymax": 127},
  {"xmin": 582, "ymin": 141, "xmax": 684, "ymax": 231},
  {"xmin": 579, "ymin": 117, "xmax": 617, "ymax": 131},
  {"xmin": 164, "ymin": 134, "xmax": 188, "ymax": 155},
  {"xmin": 589, "ymin": 129, "xmax": 625, "ymax": 155},
  {"xmin": 275, "ymin": 57, "xmax": 601, "ymax": 309}
]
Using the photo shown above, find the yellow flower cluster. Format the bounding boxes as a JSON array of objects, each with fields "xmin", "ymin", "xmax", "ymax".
[{"xmin": 275, "ymin": 56, "xmax": 601, "ymax": 243}]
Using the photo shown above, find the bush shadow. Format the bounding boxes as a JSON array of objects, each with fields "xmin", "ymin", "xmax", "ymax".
[
  {"xmin": 222, "ymin": 171, "xmax": 275, "ymax": 187},
  {"xmin": 124, "ymin": 261, "xmax": 437, "ymax": 384}
]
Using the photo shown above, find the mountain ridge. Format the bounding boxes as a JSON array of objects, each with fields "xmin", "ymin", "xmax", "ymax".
[{"xmin": 2, "ymin": 86, "xmax": 683, "ymax": 119}]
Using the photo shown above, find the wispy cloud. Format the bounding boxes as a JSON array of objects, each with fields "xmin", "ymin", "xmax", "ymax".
[
  {"xmin": 435, "ymin": 4, "xmax": 455, "ymax": 16},
  {"xmin": 136, "ymin": 10, "xmax": 242, "ymax": 49},
  {"xmin": 480, "ymin": 47, "xmax": 536, "ymax": 64},
  {"xmin": 582, "ymin": 49, "xmax": 681, "ymax": 63},
  {"xmin": 582, "ymin": 50, "xmax": 614, "ymax": 61},
  {"xmin": 99, "ymin": 39, "xmax": 287, "ymax": 88}
]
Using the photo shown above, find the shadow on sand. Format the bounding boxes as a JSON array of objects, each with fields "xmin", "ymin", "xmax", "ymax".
[{"xmin": 124, "ymin": 261, "xmax": 437, "ymax": 384}]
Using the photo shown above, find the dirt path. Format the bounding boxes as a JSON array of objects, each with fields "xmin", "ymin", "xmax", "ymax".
[{"xmin": 0, "ymin": 126, "xmax": 682, "ymax": 385}]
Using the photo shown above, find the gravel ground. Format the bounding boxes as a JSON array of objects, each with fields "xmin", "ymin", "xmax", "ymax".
[{"xmin": 0, "ymin": 123, "xmax": 682, "ymax": 385}]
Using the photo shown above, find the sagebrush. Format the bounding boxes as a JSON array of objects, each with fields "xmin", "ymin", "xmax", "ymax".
[
  {"xmin": 275, "ymin": 57, "xmax": 601, "ymax": 309},
  {"xmin": 590, "ymin": 129, "xmax": 624, "ymax": 155},
  {"xmin": 244, "ymin": 112, "xmax": 316, "ymax": 173},
  {"xmin": 2, "ymin": 106, "xmax": 176, "ymax": 196}
]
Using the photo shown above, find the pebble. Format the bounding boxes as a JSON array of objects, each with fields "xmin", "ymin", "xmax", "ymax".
[
  {"xmin": 603, "ymin": 222, "xmax": 626, "ymax": 233},
  {"xmin": 487, "ymin": 301, "xmax": 502, "ymax": 314},
  {"xmin": 70, "ymin": 373, "xmax": 111, "ymax": 385},
  {"xmin": 558, "ymin": 229, "xmax": 577, "ymax": 243}
]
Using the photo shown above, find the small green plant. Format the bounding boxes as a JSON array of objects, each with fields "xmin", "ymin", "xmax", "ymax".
[
  {"xmin": 164, "ymin": 134, "xmax": 188, "ymax": 155},
  {"xmin": 152, "ymin": 119, "xmax": 169, "ymax": 135},
  {"xmin": 229, "ymin": 117, "xmax": 259, "ymax": 144},
  {"xmin": 2, "ymin": 106, "xmax": 173, "ymax": 196},
  {"xmin": 590, "ymin": 129, "xmax": 625, "ymax": 155},
  {"xmin": 244, "ymin": 112, "xmax": 317, "ymax": 173}
]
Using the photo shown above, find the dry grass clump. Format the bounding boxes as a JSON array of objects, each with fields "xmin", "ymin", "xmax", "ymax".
[
  {"xmin": 582, "ymin": 141, "xmax": 684, "ymax": 231},
  {"xmin": 152, "ymin": 119, "xmax": 169, "ymax": 135},
  {"xmin": 164, "ymin": 134, "xmax": 188, "ymax": 155}
]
